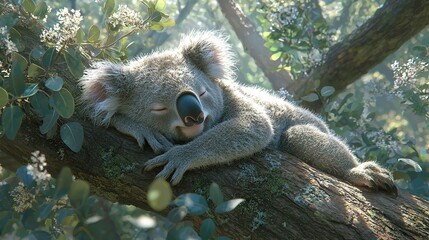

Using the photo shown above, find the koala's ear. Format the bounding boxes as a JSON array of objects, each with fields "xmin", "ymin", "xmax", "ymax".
[
  {"xmin": 78, "ymin": 61, "xmax": 129, "ymax": 125},
  {"xmin": 180, "ymin": 31, "xmax": 235, "ymax": 80}
]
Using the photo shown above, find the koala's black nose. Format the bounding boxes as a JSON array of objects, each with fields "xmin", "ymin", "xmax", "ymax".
[{"xmin": 176, "ymin": 93, "xmax": 204, "ymax": 127}]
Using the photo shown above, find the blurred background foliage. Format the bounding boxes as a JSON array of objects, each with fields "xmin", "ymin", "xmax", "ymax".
[{"xmin": 1, "ymin": 0, "xmax": 428, "ymax": 238}]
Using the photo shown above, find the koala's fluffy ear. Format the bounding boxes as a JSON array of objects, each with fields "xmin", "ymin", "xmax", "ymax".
[
  {"xmin": 180, "ymin": 31, "xmax": 235, "ymax": 80},
  {"xmin": 78, "ymin": 62, "xmax": 129, "ymax": 126}
]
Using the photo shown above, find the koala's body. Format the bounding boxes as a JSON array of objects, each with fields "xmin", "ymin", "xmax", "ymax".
[{"xmin": 79, "ymin": 31, "xmax": 396, "ymax": 194}]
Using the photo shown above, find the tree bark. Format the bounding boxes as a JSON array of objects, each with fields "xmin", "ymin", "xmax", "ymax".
[
  {"xmin": 218, "ymin": 0, "xmax": 429, "ymax": 112},
  {"xmin": 1, "ymin": 120, "xmax": 428, "ymax": 239},
  {"xmin": 216, "ymin": 0, "xmax": 293, "ymax": 91}
]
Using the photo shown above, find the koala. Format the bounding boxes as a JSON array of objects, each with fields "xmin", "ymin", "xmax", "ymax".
[{"xmin": 78, "ymin": 31, "xmax": 397, "ymax": 194}]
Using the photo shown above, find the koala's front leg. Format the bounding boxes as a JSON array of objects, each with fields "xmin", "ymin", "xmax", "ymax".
[
  {"xmin": 144, "ymin": 107, "xmax": 274, "ymax": 185},
  {"xmin": 110, "ymin": 114, "xmax": 173, "ymax": 154}
]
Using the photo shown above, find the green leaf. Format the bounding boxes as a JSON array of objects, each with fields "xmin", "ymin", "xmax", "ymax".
[
  {"xmin": 22, "ymin": 0, "xmax": 36, "ymax": 13},
  {"xmin": 68, "ymin": 180, "xmax": 90, "ymax": 208},
  {"xmin": 209, "ymin": 182, "xmax": 224, "ymax": 206},
  {"xmin": 28, "ymin": 63, "xmax": 45, "ymax": 78},
  {"xmin": 0, "ymin": 87, "xmax": 8, "ymax": 108},
  {"xmin": 2, "ymin": 105, "xmax": 24, "ymax": 140},
  {"xmin": 49, "ymin": 88, "xmax": 75, "ymax": 118},
  {"xmin": 270, "ymin": 52, "xmax": 282, "ymax": 61},
  {"xmin": 167, "ymin": 206, "xmax": 188, "ymax": 222},
  {"xmin": 301, "ymin": 93, "xmax": 319, "ymax": 102},
  {"xmin": 0, "ymin": 13, "xmax": 19, "ymax": 30},
  {"xmin": 103, "ymin": 0, "xmax": 115, "ymax": 18},
  {"xmin": 36, "ymin": 202, "xmax": 54, "ymax": 221},
  {"xmin": 30, "ymin": 92, "xmax": 50, "ymax": 117},
  {"xmin": 42, "ymin": 47, "xmax": 56, "ymax": 69},
  {"xmin": 161, "ymin": 19, "xmax": 175, "ymax": 27},
  {"xmin": 10, "ymin": 61, "xmax": 26, "ymax": 96},
  {"xmin": 321, "ymin": 86, "xmax": 335, "ymax": 97},
  {"xmin": 33, "ymin": 1, "xmax": 48, "ymax": 18},
  {"xmin": 60, "ymin": 122, "xmax": 84, "ymax": 153},
  {"xmin": 64, "ymin": 48, "xmax": 84, "ymax": 78},
  {"xmin": 39, "ymin": 110, "xmax": 58, "ymax": 134},
  {"xmin": 54, "ymin": 167, "xmax": 73, "ymax": 200},
  {"xmin": 215, "ymin": 199, "xmax": 245, "ymax": 214},
  {"xmin": 75, "ymin": 28, "xmax": 85, "ymax": 44},
  {"xmin": 88, "ymin": 25, "xmax": 100, "ymax": 43},
  {"xmin": 0, "ymin": 184, "xmax": 13, "ymax": 210},
  {"xmin": 167, "ymin": 226, "xmax": 200, "ymax": 240},
  {"xmin": 31, "ymin": 231, "xmax": 52, "ymax": 240},
  {"xmin": 21, "ymin": 83, "xmax": 39, "ymax": 98},
  {"xmin": 149, "ymin": 23, "xmax": 164, "ymax": 31},
  {"xmin": 172, "ymin": 193, "xmax": 208, "ymax": 216},
  {"xmin": 12, "ymin": 53, "xmax": 28, "ymax": 70},
  {"xmin": 398, "ymin": 158, "xmax": 423, "ymax": 172},
  {"xmin": 200, "ymin": 218, "xmax": 215, "ymax": 240},
  {"xmin": 17, "ymin": 165, "xmax": 35, "ymax": 187},
  {"xmin": 147, "ymin": 178, "xmax": 173, "ymax": 211},
  {"xmin": 45, "ymin": 77, "xmax": 63, "ymax": 91},
  {"xmin": 30, "ymin": 46, "xmax": 45, "ymax": 60},
  {"xmin": 155, "ymin": 0, "xmax": 166, "ymax": 11}
]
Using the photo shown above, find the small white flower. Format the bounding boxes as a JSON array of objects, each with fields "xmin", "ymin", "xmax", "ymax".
[
  {"xmin": 0, "ymin": 26, "xmax": 18, "ymax": 55},
  {"xmin": 107, "ymin": 4, "xmax": 145, "ymax": 29}
]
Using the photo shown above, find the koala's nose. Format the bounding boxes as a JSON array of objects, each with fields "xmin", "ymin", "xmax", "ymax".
[{"xmin": 176, "ymin": 93, "xmax": 204, "ymax": 127}]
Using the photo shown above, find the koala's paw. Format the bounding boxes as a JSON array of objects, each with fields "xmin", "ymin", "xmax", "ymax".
[
  {"xmin": 347, "ymin": 161, "xmax": 398, "ymax": 196},
  {"xmin": 136, "ymin": 131, "xmax": 173, "ymax": 154},
  {"xmin": 143, "ymin": 147, "xmax": 190, "ymax": 185}
]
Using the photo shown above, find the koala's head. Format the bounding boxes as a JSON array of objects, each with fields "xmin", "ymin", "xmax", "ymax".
[{"xmin": 79, "ymin": 31, "xmax": 235, "ymax": 142}]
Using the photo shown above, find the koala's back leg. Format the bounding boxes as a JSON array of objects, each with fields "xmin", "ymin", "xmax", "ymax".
[{"xmin": 280, "ymin": 125, "xmax": 397, "ymax": 194}]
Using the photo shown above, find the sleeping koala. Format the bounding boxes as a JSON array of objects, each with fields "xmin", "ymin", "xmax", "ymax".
[{"xmin": 79, "ymin": 31, "xmax": 397, "ymax": 194}]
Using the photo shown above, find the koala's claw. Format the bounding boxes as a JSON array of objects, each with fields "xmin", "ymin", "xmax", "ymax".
[
  {"xmin": 144, "ymin": 149, "xmax": 189, "ymax": 185},
  {"xmin": 347, "ymin": 161, "xmax": 398, "ymax": 196}
]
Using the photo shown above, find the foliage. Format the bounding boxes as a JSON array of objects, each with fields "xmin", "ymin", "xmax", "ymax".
[
  {"xmin": 0, "ymin": 152, "xmax": 242, "ymax": 239},
  {"xmin": 0, "ymin": 0, "xmax": 173, "ymax": 152}
]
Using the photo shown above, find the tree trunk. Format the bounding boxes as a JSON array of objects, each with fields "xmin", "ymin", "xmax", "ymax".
[
  {"xmin": 218, "ymin": 0, "xmax": 429, "ymax": 112},
  {"xmin": 216, "ymin": 0, "xmax": 293, "ymax": 91},
  {"xmin": 1, "ymin": 120, "xmax": 428, "ymax": 239}
]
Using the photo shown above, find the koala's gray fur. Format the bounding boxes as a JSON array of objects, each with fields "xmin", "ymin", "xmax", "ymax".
[{"xmin": 79, "ymin": 31, "xmax": 396, "ymax": 194}]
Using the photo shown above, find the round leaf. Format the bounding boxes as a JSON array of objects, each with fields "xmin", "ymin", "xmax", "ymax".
[
  {"xmin": 54, "ymin": 167, "xmax": 73, "ymax": 199},
  {"xmin": 42, "ymin": 47, "xmax": 56, "ymax": 69},
  {"xmin": 2, "ymin": 105, "xmax": 24, "ymax": 140},
  {"xmin": 398, "ymin": 158, "xmax": 423, "ymax": 172},
  {"xmin": 33, "ymin": 1, "xmax": 48, "ymax": 18},
  {"xmin": 0, "ymin": 87, "xmax": 8, "ymax": 108},
  {"xmin": 301, "ymin": 93, "xmax": 319, "ymax": 102},
  {"xmin": 68, "ymin": 180, "xmax": 90, "ymax": 208},
  {"xmin": 10, "ymin": 60, "xmax": 26, "ymax": 96},
  {"xmin": 147, "ymin": 178, "xmax": 173, "ymax": 211},
  {"xmin": 215, "ymin": 199, "xmax": 245, "ymax": 214},
  {"xmin": 22, "ymin": 0, "xmax": 36, "ymax": 13},
  {"xmin": 39, "ymin": 110, "xmax": 58, "ymax": 134},
  {"xmin": 30, "ymin": 92, "xmax": 50, "ymax": 117},
  {"xmin": 209, "ymin": 182, "xmax": 224, "ymax": 206},
  {"xmin": 155, "ymin": 0, "xmax": 166, "ymax": 11},
  {"xmin": 36, "ymin": 202, "xmax": 54, "ymax": 221},
  {"xmin": 16, "ymin": 165, "xmax": 35, "ymax": 188},
  {"xmin": 60, "ymin": 122, "xmax": 84, "ymax": 153},
  {"xmin": 200, "ymin": 218, "xmax": 215, "ymax": 240},
  {"xmin": 28, "ymin": 63, "xmax": 45, "ymax": 78},
  {"xmin": 88, "ymin": 25, "xmax": 100, "ymax": 43},
  {"xmin": 103, "ymin": 0, "xmax": 115, "ymax": 17},
  {"xmin": 64, "ymin": 49, "xmax": 84, "ymax": 78},
  {"xmin": 172, "ymin": 193, "xmax": 208, "ymax": 216},
  {"xmin": 49, "ymin": 88, "xmax": 75, "ymax": 118},
  {"xmin": 167, "ymin": 206, "xmax": 188, "ymax": 222},
  {"xmin": 45, "ymin": 77, "xmax": 63, "ymax": 91},
  {"xmin": 270, "ymin": 52, "xmax": 282, "ymax": 61},
  {"xmin": 76, "ymin": 28, "xmax": 85, "ymax": 44},
  {"xmin": 21, "ymin": 83, "xmax": 39, "ymax": 98},
  {"xmin": 321, "ymin": 86, "xmax": 335, "ymax": 97}
]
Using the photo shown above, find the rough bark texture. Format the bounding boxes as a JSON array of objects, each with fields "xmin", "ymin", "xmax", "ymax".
[
  {"xmin": 1, "ymin": 121, "xmax": 429, "ymax": 239},
  {"xmin": 216, "ymin": 0, "xmax": 293, "ymax": 90}
]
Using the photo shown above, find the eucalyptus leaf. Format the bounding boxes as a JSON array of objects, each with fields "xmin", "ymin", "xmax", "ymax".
[
  {"xmin": 215, "ymin": 199, "xmax": 245, "ymax": 214},
  {"xmin": 16, "ymin": 165, "xmax": 35, "ymax": 188},
  {"xmin": 321, "ymin": 86, "xmax": 335, "ymax": 97},
  {"xmin": 12, "ymin": 53, "xmax": 28, "ymax": 71},
  {"xmin": 155, "ymin": 0, "xmax": 166, "ymax": 11},
  {"xmin": 88, "ymin": 25, "xmax": 100, "ymax": 43},
  {"xmin": 209, "ymin": 182, "xmax": 224, "ymax": 206},
  {"xmin": 21, "ymin": 83, "xmax": 39, "ymax": 98},
  {"xmin": 33, "ymin": 1, "xmax": 48, "ymax": 18},
  {"xmin": 167, "ymin": 226, "xmax": 200, "ymax": 240},
  {"xmin": 64, "ymin": 48, "xmax": 84, "ymax": 78},
  {"xmin": 42, "ymin": 47, "xmax": 56, "ymax": 69},
  {"xmin": 39, "ymin": 110, "xmax": 59, "ymax": 134},
  {"xmin": 22, "ymin": 0, "xmax": 36, "ymax": 13},
  {"xmin": 49, "ymin": 88, "xmax": 75, "ymax": 118},
  {"xmin": 167, "ymin": 206, "xmax": 188, "ymax": 222},
  {"xmin": 398, "ymin": 158, "xmax": 423, "ymax": 172},
  {"xmin": 60, "ymin": 122, "xmax": 84, "ymax": 153},
  {"xmin": 30, "ymin": 92, "xmax": 50, "ymax": 117},
  {"xmin": 147, "ymin": 178, "xmax": 173, "ymax": 211},
  {"xmin": 28, "ymin": 63, "xmax": 45, "ymax": 78},
  {"xmin": 172, "ymin": 193, "xmax": 208, "ymax": 216},
  {"xmin": 301, "ymin": 93, "xmax": 319, "ymax": 102},
  {"xmin": 54, "ymin": 167, "xmax": 73, "ymax": 200},
  {"xmin": 2, "ymin": 105, "xmax": 24, "ymax": 140},
  {"xmin": 103, "ymin": 0, "xmax": 115, "ymax": 18},
  {"xmin": 0, "ymin": 87, "xmax": 8, "ymax": 108},
  {"xmin": 10, "ymin": 60, "xmax": 26, "ymax": 96},
  {"xmin": 270, "ymin": 52, "xmax": 282, "ymax": 61},
  {"xmin": 68, "ymin": 180, "xmax": 90, "ymax": 208},
  {"xmin": 76, "ymin": 28, "xmax": 85, "ymax": 44},
  {"xmin": 36, "ymin": 202, "xmax": 54, "ymax": 221},
  {"xmin": 45, "ymin": 77, "xmax": 63, "ymax": 91},
  {"xmin": 200, "ymin": 218, "xmax": 215, "ymax": 240}
]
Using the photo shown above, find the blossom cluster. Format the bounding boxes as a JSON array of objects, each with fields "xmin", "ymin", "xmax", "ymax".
[
  {"xmin": 27, "ymin": 150, "xmax": 52, "ymax": 184},
  {"xmin": 107, "ymin": 4, "xmax": 145, "ymax": 29},
  {"xmin": 0, "ymin": 26, "xmax": 18, "ymax": 55},
  {"xmin": 391, "ymin": 58, "xmax": 429, "ymax": 96},
  {"xmin": 9, "ymin": 182, "xmax": 35, "ymax": 213},
  {"xmin": 40, "ymin": 7, "xmax": 83, "ymax": 50}
]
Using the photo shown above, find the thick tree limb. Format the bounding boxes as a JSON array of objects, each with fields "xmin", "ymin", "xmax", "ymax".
[
  {"xmin": 1, "ymin": 120, "xmax": 428, "ymax": 239},
  {"xmin": 216, "ymin": 0, "xmax": 293, "ymax": 90}
]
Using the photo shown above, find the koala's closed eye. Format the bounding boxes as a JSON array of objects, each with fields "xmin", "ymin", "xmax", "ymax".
[
  {"xmin": 199, "ymin": 87, "xmax": 207, "ymax": 97},
  {"xmin": 150, "ymin": 104, "xmax": 168, "ymax": 114}
]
